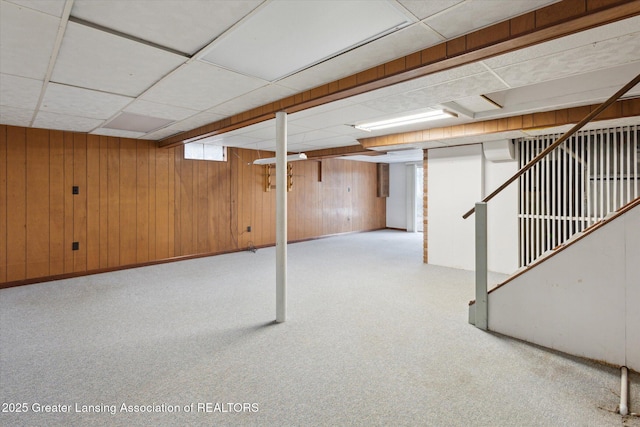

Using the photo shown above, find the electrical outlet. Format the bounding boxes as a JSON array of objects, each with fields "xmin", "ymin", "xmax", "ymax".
[{"xmin": 247, "ymin": 226, "xmax": 252, "ymax": 232}]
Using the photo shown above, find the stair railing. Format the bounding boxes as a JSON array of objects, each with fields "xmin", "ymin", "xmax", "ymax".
[{"xmin": 463, "ymin": 72, "xmax": 640, "ymax": 330}]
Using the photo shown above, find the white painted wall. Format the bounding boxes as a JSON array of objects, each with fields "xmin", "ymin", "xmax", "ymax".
[
  {"xmin": 428, "ymin": 145, "xmax": 482, "ymax": 270},
  {"xmin": 406, "ymin": 164, "xmax": 417, "ymax": 232},
  {"xmin": 386, "ymin": 163, "xmax": 407, "ymax": 229},
  {"xmin": 484, "ymin": 157, "xmax": 518, "ymax": 274},
  {"xmin": 625, "ymin": 206, "xmax": 640, "ymax": 370},
  {"xmin": 427, "ymin": 144, "xmax": 518, "ymax": 273},
  {"xmin": 488, "ymin": 204, "xmax": 640, "ymax": 371}
]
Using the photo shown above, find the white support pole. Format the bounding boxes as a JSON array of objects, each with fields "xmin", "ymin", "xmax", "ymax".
[
  {"xmin": 475, "ymin": 202, "xmax": 488, "ymax": 330},
  {"xmin": 276, "ymin": 111, "xmax": 287, "ymax": 323}
]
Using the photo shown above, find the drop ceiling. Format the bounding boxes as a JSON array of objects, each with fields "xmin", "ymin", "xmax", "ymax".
[{"xmin": 1, "ymin": 0, "xmax": 639, "ymax": 164}]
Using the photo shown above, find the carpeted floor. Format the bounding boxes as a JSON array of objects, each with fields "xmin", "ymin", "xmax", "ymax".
[{"xmin": 1, "ymin": 230, "xmax": 637, "ymax": 426}]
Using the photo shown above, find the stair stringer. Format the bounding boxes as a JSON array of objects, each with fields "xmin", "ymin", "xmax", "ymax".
[{"xmin": 487, "ymin": 202, "xmax": 640, "ymax": 371}]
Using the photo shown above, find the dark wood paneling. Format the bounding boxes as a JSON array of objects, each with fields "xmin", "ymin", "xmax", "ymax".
[
  {"xmin": 86, "ymin": 135, "xmax": 100, "ymax": 271},
  {"xmin": 155, "ymin": 147, "xmax": 169, "ymax": 259},
  {"xmin": 173, "ymin": 147, "xmax": 182, "ymax": 256},
  {"xmin": 136, "ymin": 140, "xmax": 149, "ymax": 263},
  {"xmin": 25, "ymin": 128, "xmax": 50, "ymax": 278},
  {"xmin": 167, "ymin": 146, "xmax": 175, "ymax": 258},
  {"xmin": 2, "ymin": 127, "xmax": 386, "ymax": 285},
  {"xmin": 99, "ymin": 136, "xmax": 109, "ymax": 268},
  {"xmin": 148, "ymin": 142, "xmax": 157, "ymax": 261},
  {"xmin": 107, "ymin": 137, "xmax": 120, "ymax": 267},
  {"xmin": 197, "ymin": 159, "xmax": 209, "ymax": 253},
  {"xmin": 73, "ymin": 133, "xmax": 87, "ymax": 272},
  {"xmin": 179, "ymin": 155, "xmax": 195, "ymax": 255},
  {"xmin": 119, "ymin": 139, "xmax": 137, "ymax": 265},
  {"xmin": 63, "ymin": 132, "xmax": 74, "ymax": 273},
  {"xmin": 0, "ymin": 127, "xmax": 7, "ymax": 282},
  {"xmin": 229, "ymin": 148, "xmax": 239, "ymax": 250},
  {"xmin": 6, "ymin": 126, "xmax": 26, "ymax": 281}
]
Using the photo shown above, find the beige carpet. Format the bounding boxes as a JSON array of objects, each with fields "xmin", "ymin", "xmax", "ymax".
[{"xmin": 1, "ymin": 230, "xmax": 637, "ymax": 426}]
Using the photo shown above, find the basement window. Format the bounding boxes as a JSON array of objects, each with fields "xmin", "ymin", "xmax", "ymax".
[{"xmin": 184, "ymin": 143, "xmax": 227, "ymax": 162}]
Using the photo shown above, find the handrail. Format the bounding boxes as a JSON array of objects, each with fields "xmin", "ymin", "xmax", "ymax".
[{"xmin": 462, "ymin": 72, "xmax": 640, "ymax": 219}]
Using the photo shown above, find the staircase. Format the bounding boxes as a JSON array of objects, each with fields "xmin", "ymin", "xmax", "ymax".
[
  {"xmin": 464, "ymin": 74, "xmax": 640, "ymax": 373},
  {"xmin": 469, "ymin": 196, "xmax": 640, "ymax": 371}
]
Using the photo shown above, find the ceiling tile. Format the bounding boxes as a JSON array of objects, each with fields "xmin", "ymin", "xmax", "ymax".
[
  {"xmin": 91, "ymin": 128, "xmax": 146, "ymax": 139},
  {"xmin": 289, "ymin": 129, "xmax": 343, "ymax": 145},
  {"xmin": 247, "ymin": 140, "xmax": 276, "ymax": 151},
  {"xmin": 71, "ymin": 0, "xmax": 262, "ymax": 55},
  {"xmin": 51, "ymin": 22, "xmax": 186, "ymax": 97},
  {"xmin": 454, "ymin": 95, "xmax": 501, "ymax": 114},
  {"xmin": 277, "ymin": 23, "xmax": 441, "ymax": 91},
  {"xmin": 287, "ymin": 98, "xmax": 355, "ymax": 120},
  {"xmin": 319, "ymin": 135, "xmax": 360, "ymax": 148},
  {"xmin": 286, "ymin": 143, "xmax": 329, "ymax": 152},
  {"xmin": 123, "ymin": 99, "xmax": 197, "ymax": 121},
  {"xmin": 405, "ymin": 141, "xmax": 447, "ymax": 150},
  {"xmin": 103, "ymin": 112, "xmax": 174, "ymax": 133},
  {"xmin": 239, "ymin": 122, "xmax": 312, "ymax": 140},
  {"xmin": 7, "ymin": 0, "xmax": 66, "ymax": 17},
  {"xmin": 492, "ymin": 32, "xmax": 640, "ymax": 88},
  {"xmin": 479, "ymin": 62, "xmax": 640, "ymax": 119},
  {"xmin": 142, "ymin": 61, "xmax": 267, "ymax": 111},
  {"xmin": 360, "ymin": 72, "xmax": 507, "ymax": 114},
  {"xmin": 197, "ymin": 134, "xmax": 262, "ymax": 148},
  {"xmin": 348, "ymin": 62, "xmax": 487, "ymax": 104},
  {"xmin": 169, "ymin": 111, "xmax": 226, "ymax": 132},
  {"xmin": 41, "ymin": 83, "xmax": 133, "ymax": 119},
  {"xmin": 341, "ymin": 148, "xmax": 424, "ymax": 163},
  {"xmin": 0, "ymin": 105, "xmax": 34, "ymax": 127},
  {"xmin": 200, "ymin": 0, "xmax": 411, "ymax": 81},
  {"xmin": 581, "ymin": 118, "xmax": 640, "ymax": 131},
  {"xmin": 0, "ymin": 73, "xmax": 42, "ymax": 110},
  {"xmin": 140, "ymin": 127, "xmax": 184, "ymax": 141},
  {"xmin": 425, "ymin": 0, "xmax": 558, "ymax": 39},
  {"xmin": 319, "ymin": 124, "xmax": 366, "ymax": 137},
  {"xmin": 484, "ymin": 16, "xmax": 640, "ymax": 69},
  {"xmin": 290, "ymin": 104, "xmax": 389, "ymax": 129},
  {"xmin": 397, "ymin": 0, "xmax": 464, "ymax": 20},
  {"xmin": 0, "ymin": 1, "xmax": 60, "ymax": 79},
  {"xmin": 208, "ymin": 84, "xmax": 297, "ymax": 116},
  {"xmin": 33, "ymin": 110, "xmax": 103, "ymax": 132}
]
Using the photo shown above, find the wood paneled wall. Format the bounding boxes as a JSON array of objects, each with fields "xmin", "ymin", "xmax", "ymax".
[{"xmin": 0, "ymin": 125, "xmax": 385, "ymax": 286}]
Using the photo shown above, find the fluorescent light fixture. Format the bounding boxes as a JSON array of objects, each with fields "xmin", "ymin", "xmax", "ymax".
[
  {"xmin": 253, "ymin": 153, "xmax": 307, "ymax": 165},
  {"xmin": 354, "ymin": 110, "xmax": 456, "ymax": 132}
]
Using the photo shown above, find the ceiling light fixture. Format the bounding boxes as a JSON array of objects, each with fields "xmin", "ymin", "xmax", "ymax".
[
  {"xmin": 253, "ymin": 153, "xmax": 307, "ymax": 165},
  {"xmin": 354, "ymin": 110, "xmax": 457, "ymax": 132}
]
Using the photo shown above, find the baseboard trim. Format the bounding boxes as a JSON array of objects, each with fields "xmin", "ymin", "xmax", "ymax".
[{"xmin": 0, "ymin": 228, "xmax": 386, "ymax": 289}]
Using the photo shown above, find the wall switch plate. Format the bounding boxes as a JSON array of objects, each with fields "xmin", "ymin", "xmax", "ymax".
[
  {"xmin": 247, "ymin": 226, "xmax": 252, "ymax": 232},
  {"xmin": 72, "ymin": 242, "xmax": 79, "ymax": 251},
  {"xmin": 72, "ymin": 186, "xmax": 79, "ymax": 195}
]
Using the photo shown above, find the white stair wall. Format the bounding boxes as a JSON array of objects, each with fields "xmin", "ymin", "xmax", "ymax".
[{"xmin": 487, "ymin": 202, "xmax": 640, "ymax": 371}]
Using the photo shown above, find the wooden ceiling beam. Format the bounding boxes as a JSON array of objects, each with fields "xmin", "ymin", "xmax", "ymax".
[
  {"xmin": 303, "ymin": 145, "xmax": 385, "ymax": 160},
  {"xmin": 159, "ymin": 0, "xmax": 640, "ymax": 149}
]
